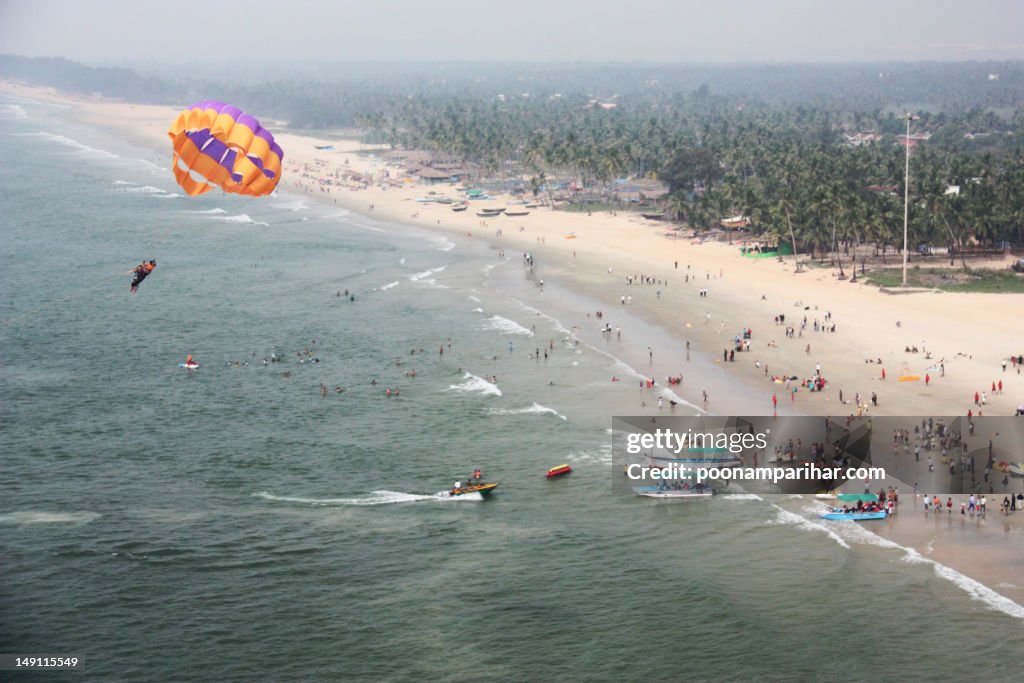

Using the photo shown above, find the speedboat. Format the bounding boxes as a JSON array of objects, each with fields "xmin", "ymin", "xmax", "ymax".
[
  {"xmin": 546, "ymin": 464, "xmax": 572, "ymax": 478},
  {"xmin": 449, "ymin": 482, "xmax": 499, "ymax": 497}
]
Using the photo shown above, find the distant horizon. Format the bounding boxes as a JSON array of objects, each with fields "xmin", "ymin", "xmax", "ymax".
[
  {"xmin": 8, "ymin": 53, "xmax": 1024, "ymax": 72},
  {"xmin": 2, "ymin": 0, "xmax": 1023, "ymax": 64}
]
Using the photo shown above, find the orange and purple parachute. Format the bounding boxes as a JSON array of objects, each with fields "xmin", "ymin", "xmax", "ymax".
[{"xmin": 167, "ymin": 101, "xmax": 283, "ymax": 197}]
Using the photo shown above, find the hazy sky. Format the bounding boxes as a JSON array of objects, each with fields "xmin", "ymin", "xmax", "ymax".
[{"xmin": 2, "ymin": 0, "xmax": 1023, "ymax": 64}]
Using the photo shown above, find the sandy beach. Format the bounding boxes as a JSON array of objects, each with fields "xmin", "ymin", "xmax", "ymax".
[
  {"xmin": 8, "ymin": 81, "xmax": 1020, "ymax": 424},
  {"xmin": 5, "ymin": 80, "xmax": 1023, "ymax": 609}
]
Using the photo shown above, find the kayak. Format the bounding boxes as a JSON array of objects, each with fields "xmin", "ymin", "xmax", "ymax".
[
  {"xmin": 178, "ymin": 363, "xmax": 199, "ymax": 369},
  {"xmin": 546, "ymin": 464, "xmax": 572, "ymax": 478},
  {"xmin": 449, "ymin": 482, "xmax": 499, "ymax": 497}
]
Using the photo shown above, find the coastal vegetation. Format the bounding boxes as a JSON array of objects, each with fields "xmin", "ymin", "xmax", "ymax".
[{"xmin": 5, "ymin": 55, "xmax": 1023, "ymax": 268}]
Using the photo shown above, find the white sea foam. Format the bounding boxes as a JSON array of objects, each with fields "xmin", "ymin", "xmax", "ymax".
[
  {"xmin": 211, "ymin": 214, "xmax": 269, "ymax": 226},
  {"xmin": 114, "ymin": 180, "xmax": 135, "ymax": 186},
  {"xmin": 378, "ymin": 281, "xmax": 400, "ymax": 291},
  {"xmin": 399, "ymin": 258, "xmax": 406, "ymax": 265},
  {"xmin": 0, "ymin": 511, "xmax": 100, "ymax": 525},
  {"xmin": 719, "ymin": 493, "xmax": 763, "ymax": 501},
  {"xmin": 21, "ymin": 131, "xmax": 119, "ymax": 158},
  {"xmin": 512, "ymin": 299, "xmax": 573, "ymax": 336},
  {"xmin": 121, "ymin": 184, "xmax": 170, "ymax": 194},
  {"xmin": 472, "ymin": 307, "xmax": 484, "ymax": 313},
  {"xmin": 437, "ymin": 491, "xmax": 486, "ymax": 502},
  {"xmin": 185, "ymin": 208, "xmax": 227, "ymax": 215},
  {"xmin": 568, "ymin": 444, "xmax": 614, "ymax": 464},
  {"xmin": 768, "ymin": 505, "xmax": 850, "ymax": 549},
  {"xmin": 269, "ymin": 198, "xmax": 309, "ymax": 211},
  {"xmin": 482, "ymin": 315, "xmax": 533, "ymax": 336},
  {"xmin": 0, "ymin": 103, "xmax": 28, "ymax": 119},
  {"xmin": 254, "ymin": 490, "xmax": 447, "ymax": 506},
  {"xmin": 436, "ymin": 239, "xmax": 455, "ymax": 252},
  {"xmin": 826, "ymin": 518, "xmax": 1024, "ymax": 620},
  {"xmin": 444, "ymin": 372, "xmax": 502, "ymax": 397},
  {"xmin": 489, "ymin": 402, "xmax": 567, "ymax": 420},
  {"xmin": 468, "ymin": 295, "xmax": 480, "ymax": 303},
  {"xmin": 409, "ymin": 265, "xmax": 447, "ymax": 282},
  {"xmin": 594, "ymin": 348, "xmax": 705, "ymax": 413}
]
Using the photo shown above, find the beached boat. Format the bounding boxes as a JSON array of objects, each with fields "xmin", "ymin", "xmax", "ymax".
[
  {"xmin": 546, "ymin": 464, "xmax": 572, "ymax": 478},
  {"xmin": 476, "ymin": 211, "xmax": 501, "ymax": 217},
  {"xmin": 449, "ymin": 482, "xmax": 499, "ymax": 497},
  {"xmin": 452, "ymin": 204, "xmax": 468, "ymax": 212},
  {"xmin": 634, "ymin": 485, "xmax": 713, "ymax": 499},
  {"xmin": 641, "ymin": 213, "xmax": 665, "ymax": 220},
  {"xmin": 1008, "ymin": 463, "xmax": 1024, "ymax": 477},
  {"xmin": 504, "ymin": 211, "xmax": 530, "ymax": 217},
  {"xmin": 820, "ymin": 509, "xmax": 887, "ymax": 521}
]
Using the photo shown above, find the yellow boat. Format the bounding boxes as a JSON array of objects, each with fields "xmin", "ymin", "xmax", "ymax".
[{"xmin": 449, "ymin": 482, "xmax": 499, "ymax": 497}]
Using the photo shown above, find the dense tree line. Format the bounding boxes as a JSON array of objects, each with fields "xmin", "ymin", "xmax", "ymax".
[{"xmin": 3, "ymin": 54, "xmax": 1023, "ymax": 262}]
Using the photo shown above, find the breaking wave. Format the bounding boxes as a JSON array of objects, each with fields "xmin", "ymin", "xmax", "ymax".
[{"xmin": 444, "ymin": 372, "xmax": 502, "ymax": 397}]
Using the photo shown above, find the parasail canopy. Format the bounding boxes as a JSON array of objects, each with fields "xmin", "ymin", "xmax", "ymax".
[{"xmin": 168, "ymin": 101, "xmax": 283, "ymax": 197}]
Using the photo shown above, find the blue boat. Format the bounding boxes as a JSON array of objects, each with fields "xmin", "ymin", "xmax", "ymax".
[{"xmin": 820, "ymin": 509, "xmax": 887, "ymax": 521}]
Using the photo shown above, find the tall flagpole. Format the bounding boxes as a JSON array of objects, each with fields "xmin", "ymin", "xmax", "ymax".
[{"xmin": 902, "ymin": 113, "xmax": 919, "ymax": 287}]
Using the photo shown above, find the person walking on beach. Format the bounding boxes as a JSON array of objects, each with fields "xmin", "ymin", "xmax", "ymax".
[{"xmin": 772, "ymin": 393, "xmax": 778, "ymax": 413}]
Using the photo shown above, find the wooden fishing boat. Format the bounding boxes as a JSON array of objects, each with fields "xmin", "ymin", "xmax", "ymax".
[{"xmin": 504, "ymin": 211, "xmax": 530, "ymax": 217}]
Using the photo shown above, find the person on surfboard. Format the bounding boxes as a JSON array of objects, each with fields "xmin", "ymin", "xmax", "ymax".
[{"xmin": 130, "ymin": 260, "xmax": 156, "ymax": 293}]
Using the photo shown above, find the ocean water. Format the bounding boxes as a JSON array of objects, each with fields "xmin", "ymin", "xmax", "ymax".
[{"xmin": 1, "ymin": 97, "xmax": 1022, "ymax": 681}]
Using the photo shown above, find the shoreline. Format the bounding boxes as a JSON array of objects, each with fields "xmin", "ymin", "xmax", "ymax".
[{"xmin": 4, "ymin": 81, "xmax": 1023, "ymax": 617}]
